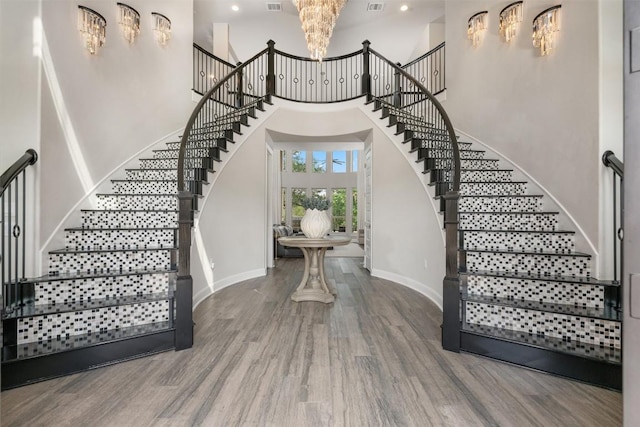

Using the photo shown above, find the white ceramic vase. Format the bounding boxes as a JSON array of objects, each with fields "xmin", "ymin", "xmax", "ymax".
[{"xmin": 300, "ymin": 208, "xmax": 331, "ymax": 239}]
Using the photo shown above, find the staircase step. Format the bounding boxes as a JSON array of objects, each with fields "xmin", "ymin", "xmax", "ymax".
[
  {"xmin": 81, "ymin": 209, "xmax": 178, "ymax": 228},
  {"xmin": 152, "ymin": 147, "xmax": 225, "ymax": 160},
  {"xmin": 459, "ymin": 195, "xmax": 543, "ymax": 212},
  {"xmin": 429, "ymin": 158, "xmax": 500, "ymax": 170},
  {"xmin": 462, "ymin": 229, "xmax": 574, "ymax": 253},
  {"xmin": 125, "ymin": 169, "xmax": 177, "ymax": 180},
  {"xmin": 64, "ymin": 227, "xmax": 177, "ymax": 250},
  {"xmin": 48, "ymin": 247, "xmax": 176, "ymax": 275},
  {"xmin": 460, "ymin": 181, "xmax": 527, "ymax": 196},
  {"xmin": 459, "ymin": 212, "xmax": 558, "ymax": 231},
  {"xmin": 96, "ymin": 194, "xmax": 178, "ymax": 210},
  {"xmin": 140, "ymin": 157, "xmax": 209, "ymax": 169},
  {"xmin": 463, "ymin": 249, "xmax": 591, "ymax": 277}
]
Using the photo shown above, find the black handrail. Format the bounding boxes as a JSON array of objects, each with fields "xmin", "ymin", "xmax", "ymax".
[
  {"xmin": 1, "ymin": 149, "xmax": 38, "ymax": 315},
  {"xmin": 603, "ymin": 150, "xmax": 623, "ymax": 178},
  {"xmin": 602, "ymin": 150, "xmax": 623, "ymax": 312},
  {"xmin": 193, "ymin": 43, "xmax": 236, "ymax": 69},
  {"xmin": 402, "ymin": 42, "xmax": 445, "ymax": 68}
]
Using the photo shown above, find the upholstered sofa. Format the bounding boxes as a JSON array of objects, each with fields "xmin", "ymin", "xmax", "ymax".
[{"xmin": 273, "ymin": 225, "xmax": 303, "ymax": 258}]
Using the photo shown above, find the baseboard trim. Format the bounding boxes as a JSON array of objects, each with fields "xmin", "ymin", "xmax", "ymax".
[
  {"xmin": 370, "ymin": 268, "xmax": 443, "ymax": 310},
  {"xmin": 193, "ymin": 268, "xmax": 267, "ymax": 310}
]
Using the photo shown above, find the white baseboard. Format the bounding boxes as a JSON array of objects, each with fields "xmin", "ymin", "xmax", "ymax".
[
  {"xmin": 192, "ymin": 268, "xmax": 267, "ymax": 310},
  {"xmin": 370, "ymin": 268, "xmax": 443, "ymax": 311}
]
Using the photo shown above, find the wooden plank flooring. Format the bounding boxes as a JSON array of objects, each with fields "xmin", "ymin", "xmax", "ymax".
[{"xmin": 1, "ymin": 258, "xmax": 622, "ymax": 426}]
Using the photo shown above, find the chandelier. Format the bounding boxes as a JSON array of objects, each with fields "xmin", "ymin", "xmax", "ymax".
[
  {"xmin": 293, "ymin": 0, "xmax": 347, "ymax": 61},
  {"xmin": 499, "ymin": 1, "xmax": 523, "ymax": 43},
  {"xmin": 533, "ymin": 5, "xmax": 562, "ymax": 56},
  {"xmin": 78, "ymin": 6, "xmax": 106, "ymax": 55},
  {"xmin": 117, "ymin": 3, "xmax": 140, "ymax": 44},
  {"xmin": 467, "ymin": 11, "xmax": 488, "ymax": 47},
  {"xmin": 152, "ymin": 12, "xmax": 172, "ymax": 46}
]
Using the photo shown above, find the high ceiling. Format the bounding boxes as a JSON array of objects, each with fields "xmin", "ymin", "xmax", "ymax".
[{"xmin": 194, "ymin": 0, "xmax": 445, "ymax": 65}]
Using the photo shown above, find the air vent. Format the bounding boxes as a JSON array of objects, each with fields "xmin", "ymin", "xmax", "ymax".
[
  {"xmin": 367, "ymin": 2, "xmax": 384, "ymax": 12},
  {"xmin": 266, "ymin": 2, "xmax": 282, "ymax": 12}
]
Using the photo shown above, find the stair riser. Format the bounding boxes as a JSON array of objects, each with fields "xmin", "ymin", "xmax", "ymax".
[
  {"xmin": 465, "ymin": 302, "xmax": 620, "ymax": 348},
  {"xmin": 427, "ymin": 150, "xmax": 485, "ymax": 160},
  {"xmin": 166, "ymin": 139, "xmax": 229, "ymax": 151},
  {"xmin": 65, "ymin": 229, "xmax": 177, "ymax": 250},
  {"xmin": 82, "ymin": 211, "xmax": 177, "ymax": 228},
  {"xmin": 140, "ymin": 158, "xmax": 207, "ymax": 169},
  {"xmin": 34, "ymin": 273, "xmax": 172, "ymax": 305},
  {"xmin": 113, "ymin": 181, "xmax": 177, "ymax": 194},
  {"xmin": 465, "ymin": 252, "xmax": 590, "ymax": 276},
  {"xmin": 459, "ymin": 213, "xmax": 558, "ymax": 231},
  {"xmin": 430, "ymin": 159, "xmax": 499, "ymax": 170},
  {"xmin": 153, "ymin": 148, "xmax": 213, "ymax": 159},
  {"xmin": 461, "ymin": 182, "xmax": 527, "ymax": 196},
  {"xmin": 459, "ymin": 197, "xmax": 543, "ymax": 212},
  {"xmin": 17, "ymin": 301, "xmax": 170, "ymax": 345},
  {"xmin": 460, "ymin": 170, "xmax": 513, "ymax": 182},
  {"xmin": 126, "ymin": 170, "xmax": 177, "ymax": 180},
  {"xmin": 463, "ymin": 231, "xmax": 574, "ymax": 253},
  {"xmin": 97, "ymin": 195, "xmax": 177, "ymax": 210},
  {"xmin": 49, "ymin": 250, "xmax": 175, "ymax": 274},
  {"xmin": 464, "ymin": 275, "xmax": 604, "ymax": 308}
]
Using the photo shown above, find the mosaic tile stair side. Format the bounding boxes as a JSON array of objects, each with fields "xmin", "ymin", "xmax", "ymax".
[
  {"xmin": 96, "ymin": 194, "xmax": 178, "ymax": 210},
  {"xmin": 460, "ymin": 182, "xmax": 527, "ymax": 196},
  {"xmin": 464, "ymin": 250, "xmax": 591, "ymax": 277},
  {"xmin": 48, "ymin": 248, "xmax": 175, "ymax": 275},
  {"xmin": 81, "ymin": 210, "xmax": 178, "ymax": 228},
  {"xmin": 462, "ymin": 230, "xmax": 575, "ymax": 253},
  {"xmin": 459, "ymin": 196, "xmax": 543, "ymax": 213},
  {"xmin": 64, "ymin": 228, "xmax": 177, "ymax": 250},
  {"xmin": 126, "ymin": 169, "xmax": 177, "ymax": 180},
  {"xmin": 458, "ymin": 212, "xmax": 558, "ymax": 231}
]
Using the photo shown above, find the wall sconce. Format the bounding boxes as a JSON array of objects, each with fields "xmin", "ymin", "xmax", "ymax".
[
  {"xmin": 152, "ymin": 12, "xmax": 172, "ymax": 46},
  {"xmin": 78, "ymin": 6, "xmax": 106, "ymax": 55},
  {"xmin": 117, "ymin": 3, "xmax": 140, "ymax": 44},
  {"xmin": 532, "ymin": 5, "xmax": 561, "ymax": 56},
  {"xmin": 499, "ymin": 1, "xmax": 523, "ymax": 43},
  {"xmin": 467, "ymin": 11, "xmax": 488, "ymax": 47}
]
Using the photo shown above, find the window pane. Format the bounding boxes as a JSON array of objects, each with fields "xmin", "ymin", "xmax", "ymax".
[
  {"xmin": 292, "ymin": 188, "xmax": 307, "ymax": 217},
  {"xmin": 352, "ymin": 151, "xmax": 358, "ymax": 172},
  {"xmin": 352, "ymin": 189, "xmax": 358, "ymax": 231},
  {"xmin": 312, "ymin": 188, "xmax": 327, "ymax": 199},
  {"xmin": 333, "ymin": 151, "xmax": 346, "ymax": 173},
  {"xmin": 292, "ymin": 151, "xmax": 306, "ymax": 172},
  {"xmin": 313, "ymin": 151, "xmax": 327, "ymax": 173},
  {"xmin": 332, "ymin": 188, "xmax": 346, "ymax": 232}
]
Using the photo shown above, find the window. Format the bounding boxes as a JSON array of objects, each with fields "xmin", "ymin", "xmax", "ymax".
[
  {"xmin": 352, "ymin": 150, "xmax": 358, "ymax": 172},
  {"xmin": 291, "ymin": 188, "xmax": 306, "ymax": 231},
  {"xmin": 312, "ymin": 188, "xmax": 327, "ymax": 199},
  {"xmin": 332, "ymin": 151, "xmax": 346, "ymax": 173},
  {"xmin": 292, "ymin": 151, "xmax": 306, "ymax": 172},
  {"xmin": 332, "ymin": 188, "xmax": 346, "ymax": 232},
  {"xmin": 312, "ymin": 151, "xmax": 327, "ymax": 173},
  {"xmin": 352, "ymin": 189, "xmax": 358, "ymax": 231}
]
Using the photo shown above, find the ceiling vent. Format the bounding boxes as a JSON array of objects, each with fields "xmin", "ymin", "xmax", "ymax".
[
  {"xmin": 266, "ymin": 2, "xmax": 283, "ymax": 12},
  {"xmin": 367, "ymin": 2, "xmax": 384, "ymax": 12}
]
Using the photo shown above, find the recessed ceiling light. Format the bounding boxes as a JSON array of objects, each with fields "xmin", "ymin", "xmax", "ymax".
[
  {"xmin": 400, "ymin": 4, "xmax": 408, "ymax": 12},
  {"xmin": 231, "ymin": 5, "xmax": 239, "ymax": 11}
]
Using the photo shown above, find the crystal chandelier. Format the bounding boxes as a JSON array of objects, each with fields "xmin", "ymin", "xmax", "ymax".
[
  {"xmin": 293, "ymin": 0, "xmax": 347, "ymax": 61},
  {"xmin": 467, "ymin": 11, "xmax": 488, "ymax": 47},
  {"xmin": 533, "ymin": 5, "xmax": 562, "ymax": 56},
  {"xmin": 117, "ymin": 3, "xmax": 140, "ymax": 44},
  {"xmin": 499, "ymin": 1, "xmax": 523, "ymax": 43},
  {"xmin": 152, "ymin": 12, "xmax": 172, "ymax": 46},
  {"xmin": 78, "ymin": 6, "xmax": 107, "ymax": 55}
]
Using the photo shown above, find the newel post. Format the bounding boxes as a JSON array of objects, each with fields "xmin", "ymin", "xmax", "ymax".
[
  {"xmin": 393, "ymin": 62, "xmax": 402, "ymax": 107},
  {"xmin": 361, "ymin": 40, "xmax": 371, "ymax": 101},
  {"xmin": 236, "ymin": 61, "xmax": 244, "ymax": 108},
  {"xmin": 176, "ymin": 190, "xmax": 194, "ymax": 350},
  {"xmin": 442, "ymin": 190, "xmax": 461, "ymax": 352},
  {"xmin": 266, "ymin": 40, "xmax": 276, "ymax": 96}
]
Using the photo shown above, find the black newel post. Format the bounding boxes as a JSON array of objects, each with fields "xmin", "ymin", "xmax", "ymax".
[
  {"xmin": 236, "ymin": 61, "xmax": 244, "ymax": 108},
  {"xmin": 442, "ymin": 190, "xmax": 461, "ymax": 352},
  {"xmin": 176, "ymin": 190, "xmax": 194, "ymax": 350},
  {"xmin": 393, "ymin": 62, "xmax": 402, "ymax": 107},
  {"xmin": 361, "ymin": 40, "xmax": 371, "ymax": 101},
  {"xmin": 266, "ymin": 40, "xmax": 276, "ymax": 97}
]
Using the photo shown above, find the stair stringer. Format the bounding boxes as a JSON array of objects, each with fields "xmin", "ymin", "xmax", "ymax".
[
  {"xmin": 454, "ymin": 128, "xmax": 598, "ymax": 265},
  {"xmin": 191, "ymin": 102, "xmax": 278, "ymax": 309}
]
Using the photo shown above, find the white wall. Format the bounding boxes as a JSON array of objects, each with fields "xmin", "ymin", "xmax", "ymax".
[
  {"xmin": 36, "ymin": 0, "xmax": 194, "ymax": 261},
  {"xmin": 444, "ymin": 0, "xmax": 601, "ymax": 253}
]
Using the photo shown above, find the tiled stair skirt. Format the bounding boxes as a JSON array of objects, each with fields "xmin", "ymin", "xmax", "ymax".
[
  {"xmin": 369, "ymin": 98, "xmax": 622, "ymax": 390},
  {"xmin": 1, "ymin": 99, "xmax": 271, "ymax": 390}
]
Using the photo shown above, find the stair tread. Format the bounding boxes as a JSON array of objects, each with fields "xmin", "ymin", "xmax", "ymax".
[
  {"xmin": 461, "ymin": 293, "xmax": 621, "ymax": 321},
  {"xmin": 459, "ymin": 211, "xmax": 558, "ymax": 214},
  {"xmin": 81, "ymin": 209, "xmax": 178, "ymax": 212},
  {"xmin": 65, "ymin": 226, "xmax": 178, "ymax": 231},
  {"xmin": 50, "ymin": 246, "xmax": 177, "ymax": 254},
  {"xmin": 95, "ymin": 193, "xmax": 203, "ymax": 198},
  {"xmin": 462, "ymin": 248, "xmax": 590, "ymax": 257},
  {"xmin": 460, "ymin": 229, "xmax": 573, "ymax": 234},
  {"xmin": 11, "ymin": 269, "xmax": 176, "ymax": 284},
  {"xmin": 460, "ymin": 270, "xmax": 620, "ymax": 287},
  {"xmin": 1, "ymin": 321, "xmax": 174, "ymax": 362},
  {"xmin": 461, "ymin": 323, "xmax": 621, "ymax": 364},
  {"xmin": 2, "ymin": 292, "xmax": 172, "ymax": 320},
  {"xmin": 460, "ymin": 194, "xmax": 541, "ymax": 198}
]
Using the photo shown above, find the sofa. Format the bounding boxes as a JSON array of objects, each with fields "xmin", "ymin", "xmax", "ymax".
[{"xmin": 273, "ymin": 225, "xmax": 304, "ymax": 258}]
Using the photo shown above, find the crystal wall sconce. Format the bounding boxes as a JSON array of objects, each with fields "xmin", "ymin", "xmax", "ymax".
[
  {"xmin": 468, "ymin": 11, "xmax": 488, "ymax": 47},
  {"xmin": 533, "ymin": 5, "xmax": 561, "ymax": 55},
  {"xmin": 499, "ymin": 1, "xmax": 523, "ymax": 43},
  {"xmin": 117, "ymin": 3, "xmax": 140, "ymax": 44},
  {"xmin": 152, "ymin": 12, "xmax": 172, "ymax": 46},
  {"xmin": 78, "ymin": 6, "xmax": 106, "ymax": 55}
]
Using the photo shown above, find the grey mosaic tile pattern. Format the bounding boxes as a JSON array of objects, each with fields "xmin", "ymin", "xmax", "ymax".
[
  {"xmin": 97, "ymin": 194, "xmax": 177, "ymax": 210},
  {"xmin": 153, "ymin": 148, "xmax": 212, "ymax": 159},
  {"xmin": 465, "ymin": 275, "xmax": 604, "ymax": 308},
  {"xmin": 463, "ymin": 231, "xmax": 574, "ymax": 253},
  {"xmin": 112, "ymin": 180, "xmax": 177, "ymax": 194},
  {"xmin": 465, "ymin": 251, "xmax": 590, "ymax": 277},
  {"xmin": 126, "ymin": 169, "xmax": 177, "ymax": 180},
  {"xmin": 17, "ymin": 301, "xmax": 170, "ymax": 344},
  {"xmin": 65, "ymin": 228, "xmax": 176, "ymax": 250},
  {"xmin": 140, "ymin": 158, "xmax": 207, "ymax": 169},
  {"xmin": 460, "ymin": 182, "xmax": 527, "ymax": 196},
  {"xmin": 459, "ymin": 212, "xmax": 558, "ymax": 231},
  {"xmin": 466, "ymin": 302, "xmax": 621, "ymax": 348},
  {"xmin": 34, "ymin": 273, "xmax": 171, "ymax": 305},
  {"xmin": 459, "ymin": 196, "xmax": 543, "ymax": 213},
  {"xmin": 49, "ymin": 248, "xmax": 174, "ymax": 274},
  {"xmin": 81, "ymin": 210, "xmax": 177, "ymax": 228}
]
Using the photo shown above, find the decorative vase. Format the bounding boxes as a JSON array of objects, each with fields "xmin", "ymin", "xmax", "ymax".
[{"xmin": 300, "ymin": 208, "xmax": 331, "ymax": 238}]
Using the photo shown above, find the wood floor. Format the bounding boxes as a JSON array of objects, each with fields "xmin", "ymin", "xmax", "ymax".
[{"xmin": 1, "ymin": 258, "xmax": 622, "ymax": 426}]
